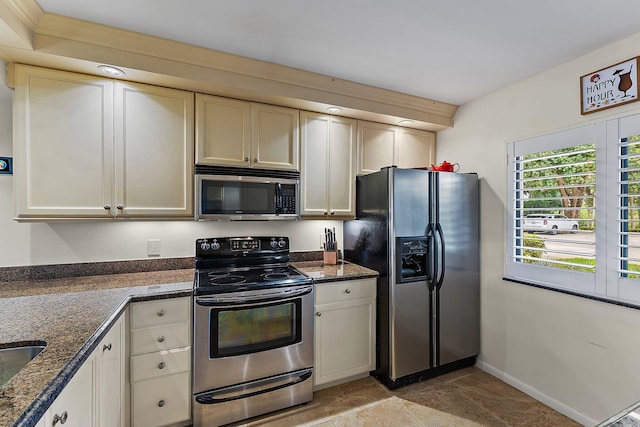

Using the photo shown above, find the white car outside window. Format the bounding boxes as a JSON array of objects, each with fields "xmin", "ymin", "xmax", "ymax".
[{"xmin": 523, "ymin": 214, "xmax": 579, "ymax": 235}]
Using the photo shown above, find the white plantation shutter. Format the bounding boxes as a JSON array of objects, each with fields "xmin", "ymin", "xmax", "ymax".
[{"xmin": 507, "ymin": 125, "xmax": 597, "ymax": 294}]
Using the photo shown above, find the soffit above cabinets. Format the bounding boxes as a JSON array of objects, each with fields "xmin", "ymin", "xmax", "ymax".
[{"xmin": 0, "ymin": 1, "xmax": 457, "ymax": 132}]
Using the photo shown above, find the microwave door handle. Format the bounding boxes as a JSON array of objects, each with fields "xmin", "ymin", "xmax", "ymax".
[{"xmin": 275, "ymin": 183, "xmax": 282, "ymax": 215}]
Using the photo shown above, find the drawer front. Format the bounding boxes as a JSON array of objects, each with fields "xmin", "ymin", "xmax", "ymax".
[
  {"xmin": 131, "ymin": 322, "xmax": 190, "ymax": 356},
  {"xmin": 131, "ymin": 297, "xmax": 190, "ymax": 329},
  {"xmin": 132, "ymin": 372, "xmax": 191, "ymax": 427},
  {"xmin": 131, "ymin": 346, "xmax": 191, "ymax": 382},
  {"xmin": 315, "ymin": 278, "xmax": 376, "ymax": 305}
]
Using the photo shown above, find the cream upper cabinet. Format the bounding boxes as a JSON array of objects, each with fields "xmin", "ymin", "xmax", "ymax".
[
  {"xmin": 13, "ymin": 65, "xmax": 115, "ymax": 218},
  {"xmin": 300, "ymin": 112, "xmax": 356, "ymax": 218},
  {"xmin": 115, "ymin": 82, "xmax": 194, "ymax": 217},
  {"xmin": 357, "ymin": 120, "xmax": 435, "ymax": 175},
  {"xmin": 195, "ymin": 94, "xmax": 251, "ymax": 167},
  {"xmin": 13, "ymin": 65, "xmax": 194, "ymax": 220},
  {"xmin": 196, "ymin": 94, "xmax": 300, "ymax": 171}
]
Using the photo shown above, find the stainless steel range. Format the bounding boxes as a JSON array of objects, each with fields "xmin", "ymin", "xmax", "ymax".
[{"xmin": 192, "ymin": 236, "xmax": 314, "ymax": 427}]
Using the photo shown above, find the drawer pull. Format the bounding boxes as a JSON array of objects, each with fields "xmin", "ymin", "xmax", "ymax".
[
  {"xmin": 345, "ymin": 289, "xmax": 351, "ymax": 294},
  {"xmin": 157, "ymin": 309, "xmax": 165, "ymax": 317},
  {"xmin": 157, "ymin": 336, "xmax": 165, "ymax": 343},
  {"xmin": 158, "ymin": 400, "xmax": 166, "ymax": 408},
  {"xmin": 52, "ymin": 411, "xmax": 68, "ymax": 425},
  {"xmin": 158, "ymin": 362, "xmax": 166, "ymax": 370},
  {"xmin": 316, "ymin": 312, "xmax": 322, "ymax": 317},
  {"xmin": 102, "ymin": 343, "xmax": 112, "ymax": 352}
]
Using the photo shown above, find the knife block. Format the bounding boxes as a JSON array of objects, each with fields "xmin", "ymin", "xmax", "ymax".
[{"xmin": 323, "ymin": 249, "xmax": 338, "ymax": 265}]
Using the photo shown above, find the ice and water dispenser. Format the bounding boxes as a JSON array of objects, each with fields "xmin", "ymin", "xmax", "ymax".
[{"xmin": 396, "ymin": 237, "xmax": 429, "ymax": 283}]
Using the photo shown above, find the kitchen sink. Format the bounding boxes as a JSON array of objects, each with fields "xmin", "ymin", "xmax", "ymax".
[{"xmin": 0, "ymin": 344, "xmax": 46, "ymax": 387}]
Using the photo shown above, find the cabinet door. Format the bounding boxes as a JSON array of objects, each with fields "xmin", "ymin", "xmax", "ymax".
[
  {"xmin": 314, "ymin": 298, "xmax": 375, "ymax": 387},
  {"xmin": 115, "ymin": 82, "xmax": 194, "ymax": 217},
  {"xmin": 300, "ymin": 112, "xmax": 329, "ymax": 216},
  {"xmin": 251, "ymin": 103, "xmax": 299, "ymax": 171},
  {"xmin": 357, "ymin": 120, "xmax": 397, "ymax": 175},
  {"xmin": 45, "ymin": 356, "xmax": 94, "ymax": 427},
  {"xmin": 96, "ymin": 315, "xmax": 124, "ymax": 427},
  {"xmin": 195, "ymin": 94, "xmax": 251, "ymax": 167},
  {"xmin": 328, "ymin": 117, "xmax": 357, "ymax": 217},
  {"xmin": 397, "ymin": 128, "xmax": 435, "ymax": 169},
  {"xmin": 13, "ymin": 65, "xmax": 114, "ymax": 218}
]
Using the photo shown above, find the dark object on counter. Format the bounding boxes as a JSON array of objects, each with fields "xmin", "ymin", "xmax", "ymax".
[{"xmin": 344, "ymin": 167, "xmax": 479, "ymax": 389}]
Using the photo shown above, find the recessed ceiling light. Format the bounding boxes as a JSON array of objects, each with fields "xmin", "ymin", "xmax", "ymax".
[
  {"xmin": 98, "ymin": 65, "xmax": 126, "ymax": 77},
  {"xmin": 399, "ymin": 119, "xmax": 414, "ymax": 125},
  {"xmin": 326, "ymin": 107, "xmax": 342, "ymax": 114}
]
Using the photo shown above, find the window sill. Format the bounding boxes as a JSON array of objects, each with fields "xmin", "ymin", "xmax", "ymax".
[{"xmin": 502, "ymin": 276, "xmax": 640, "ymax": 311}]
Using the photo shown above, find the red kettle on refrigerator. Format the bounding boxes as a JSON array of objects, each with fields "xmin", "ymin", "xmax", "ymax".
[{"xmin": 430, "ymin": 160, "xmax": 460, "ymax": 172}]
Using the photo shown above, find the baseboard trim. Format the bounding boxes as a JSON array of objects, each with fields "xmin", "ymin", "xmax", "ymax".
[{"xmin": 475, "ymin": 359, "xmax": 596, "ymax": 426}]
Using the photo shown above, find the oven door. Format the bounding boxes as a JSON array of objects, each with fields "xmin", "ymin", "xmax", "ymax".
[{"xmin": 193, "ymin": 285, "xmax": 314, "ymax": 393}]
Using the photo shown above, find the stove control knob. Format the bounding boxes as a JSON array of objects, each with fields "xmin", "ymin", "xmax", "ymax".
[
  {"xmin": 211, "ymin": 241, "xmax": 220, "ymax": 250},
  {"xmin": 278, "ymin": 239, "xmax": 287, "ymax": 248},
  {"xmin": 270, "ymin": 240, "xmax": 278, "ymax": 249},
  {"xmin": 200, "ymin": 242, "xmax": 211, "ymax": 251}
]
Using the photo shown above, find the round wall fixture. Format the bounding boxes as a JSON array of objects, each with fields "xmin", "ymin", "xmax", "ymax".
[{"xmin": 97, "ymin": 65, "xmax": 126, "ymax": 77}]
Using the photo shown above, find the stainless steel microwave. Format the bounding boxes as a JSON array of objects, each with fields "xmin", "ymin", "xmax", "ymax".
[{"xmin": 195, "ymin": 166, "xmax": 300, "ymax": 220}]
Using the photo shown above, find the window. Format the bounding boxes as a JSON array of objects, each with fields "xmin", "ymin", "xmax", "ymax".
[{"xmin": 507, "ymin": 114, "xmax": 640, "ymax": 306}]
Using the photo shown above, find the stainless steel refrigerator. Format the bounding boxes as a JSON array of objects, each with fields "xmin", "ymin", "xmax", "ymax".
[{"xmin": 344, "ymin": 166, "xmax": 479, "ymax": 389}]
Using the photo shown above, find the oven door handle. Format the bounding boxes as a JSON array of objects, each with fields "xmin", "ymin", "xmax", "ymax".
[
  {"xmin": 194, "ymin": 368, "xmax": 313, "ymax": 405},
  {"xmin": 195, "ymin": 285, "xmax": 313, "ymax": 306}
]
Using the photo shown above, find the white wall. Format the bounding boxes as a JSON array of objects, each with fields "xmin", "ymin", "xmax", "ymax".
[
  {"xmin": 438, "ymin": 33, "xmax": 640, "ymax": 424},
  {"xmin": 0, "ymin": 61, "xmax": 341, "ymax": 267}
]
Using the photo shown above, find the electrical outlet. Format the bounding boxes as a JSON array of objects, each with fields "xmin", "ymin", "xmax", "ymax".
[{"xmin": 147, "ymin": 239, "xmax": 161, "ymax": 256}]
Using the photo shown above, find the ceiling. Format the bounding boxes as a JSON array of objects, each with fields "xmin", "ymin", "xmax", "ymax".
[{"xmin": 33, "ymin": 0, "xmax": 640, "ymax": 106}]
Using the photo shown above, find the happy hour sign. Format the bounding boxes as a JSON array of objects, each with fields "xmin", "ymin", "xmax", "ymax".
[{"xmin": 581, "ymin": 57, "xmax": 639, "ymax": 114}]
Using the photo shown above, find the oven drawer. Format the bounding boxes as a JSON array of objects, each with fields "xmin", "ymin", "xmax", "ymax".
[
  {"xmin": 131, "ymin": 372, "xmax": 191, "ymax": 427},
  {"xmin": 131, "ymin": 346, "xmax": 190, "ymax": 382},
  {"xmin": 131, "ymin": 322, "xmax": 190, "ymax": 355},
  {"xmin": 315, "ymin": 278, "xmax": 376, "ymax": 305},
  {"xmin": 131, "ymin": 297, "xmax": 190, "ymax": 329}
]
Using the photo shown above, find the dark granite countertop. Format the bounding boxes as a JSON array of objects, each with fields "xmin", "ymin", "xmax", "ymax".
[
  {"xmin": 0, "ymin": 269, "xmax": 194, "ymax": 427},
  {"xmin": 293, "ymin": 260, "xmax": 379, "ymax": 283},
  {"xmin": 0, "ymin": 260, "xmax": 377, "ymax": 427}
]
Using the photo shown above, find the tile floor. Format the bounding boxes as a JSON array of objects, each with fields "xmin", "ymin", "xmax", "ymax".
[{"xmin": 231, "ymin": 367, "xmax": 581, "ymax": 427}]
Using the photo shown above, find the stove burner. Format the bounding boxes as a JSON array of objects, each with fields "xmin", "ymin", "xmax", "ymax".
[
  {"xmin": 262, "ymin": 272, "xmax": 291, "ymax": 281},
  {"xmin": 209, "ymin": 274, "xmax": 247, "ymax": 285}
]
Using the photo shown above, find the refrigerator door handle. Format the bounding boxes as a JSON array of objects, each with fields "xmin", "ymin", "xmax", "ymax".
[
  {"xmin": 427, "ymin": 223, "xmax": 437, "ymax": 289},
  {"xmin": 435, "ymin": 222, "xmax": 446, "ymax": 290}
]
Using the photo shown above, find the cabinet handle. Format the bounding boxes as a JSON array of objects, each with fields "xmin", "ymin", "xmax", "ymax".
[
  {"xmin": 103, "ymin": 205, "xmax": 111, "ymax": 210},
  {"xmin": 244, "ymin": 157, "xmax": 249, "ymax": 162},
  {"xmin": 323, "ymin": 211, "xmax": 328, "ymax": 216},
  {"xmin": 253, "ymin": 158, "xmax": 259, "ymax": 163},
  {"xmin": 158, "ymin": 362, "xmax": 166, "ymax": 370},
  {"xmin": 330, "ymin": 211, "xmax": 336, "ymax": 215},
  {"xmin": 157, "ymin": 336, "xmax": 165, "ymax": 343},
  {"xmin": 158, "ymin": 400, "xmax": 166, "ymax": 408},
  {"xmin": 157, "ymin": 309, "xmax": 165, "ymax": 317},
  {"xmin": 102, "ymin": 343, "xmax": 112, "ymax": 352},
  {"xmin": 316, "ymin": 312, "xmax": 322, "ymax": 317},
  {"xmin": 52, "ymin": 411, "xmax": 68, "ymax": 425},
  {"xmin": 345, "ymin": 289, "xmax": 351, "ymax": 294},
  {"xmin": 116, "ymin": 205, "xmax": 123, "ymax": 210}
]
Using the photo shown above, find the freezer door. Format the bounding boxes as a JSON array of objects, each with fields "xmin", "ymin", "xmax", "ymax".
[
  {"xmin": 389, "ymin": 168, "xmax": 432, "ymax": 379},
  {"xmin": 435, "ymin": 172, "xmax": 479, "ymax": 366}
]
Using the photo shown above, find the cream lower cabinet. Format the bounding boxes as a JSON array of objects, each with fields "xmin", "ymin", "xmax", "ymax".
[
  {"xmin": 300, "ymin": 112, "xmax": 356, "ymax": 218},
  {"xmin": 42, "ymin": 356, "xmax": 94, "ymax": 427},
  {"xmin": 129, "ymin": 297, "xmax": 191, "ymax": 427},
  {"xmin": 314, "ymin": 278, "xmax": 376, "ymax": 390},
  {"xmin": 196, "ymin": 93, "xmax": 300, "ymax": 171},
  {"xmin": 96, "ymin": 314, "xmax": 125, "ymax": 427},
  {"xmin": 12, "ymin": 64, "xmax": 194, "ymax": 220},
  {"xmin": 357, "ymin": 120, "xmax": 435, "ymax": 175}
]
